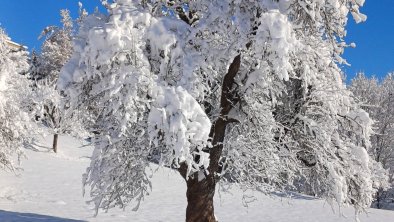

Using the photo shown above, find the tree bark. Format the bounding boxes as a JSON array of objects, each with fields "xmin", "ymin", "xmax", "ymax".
[
  {"xmin": 185, "ymin": 176, "xmax": 216, "ymax": 222},
  {"xmin": 376, "ymin": 189, "xmax": 382, "ymax": 209},
  {"xmin": 53, "ymin": 133, "xmax": 58, "ymax": 153},
  {"xmin": 179, "ymin": 55, "xmax": 241, "ymax": 222},
  {"xmin": 181, "ymin": 118, "xmax": 228, "ymax": 222}
]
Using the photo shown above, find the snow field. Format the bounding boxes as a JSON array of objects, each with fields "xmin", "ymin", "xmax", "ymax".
[{"xmin": 0, "ymin": 135, "xmax": 394, "ymax": 222}]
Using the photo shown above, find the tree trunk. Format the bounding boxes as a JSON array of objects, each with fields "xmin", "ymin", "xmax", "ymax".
[
  {"xmin": 179, "ymin": 54, "xmax": 241, "ymax": 222},
  {"xmin": 376, "ymin": 189, "xmax": 382, "ymax": 209},
  {"xmin": 53, "ymin": 134, "xmax": 58, "ymax": 153},
  {"xmin": 186, "ymin": 177, "xmax": 216, "ymax": 222}
]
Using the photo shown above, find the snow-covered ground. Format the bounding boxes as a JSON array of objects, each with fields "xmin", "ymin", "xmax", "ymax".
[{"xmin": 1, "ymin": 135, "xmax": 394, "ymax": 222}]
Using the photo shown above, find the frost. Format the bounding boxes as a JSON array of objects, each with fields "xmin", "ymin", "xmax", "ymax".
[
  {"xmin": 0, "ymin": 28, "xmax": 33, "ymax": 170},
  {"xmin": 352, "ymin": 12, "xmax": 368, "ymax": 23},
  {"xmin": 58, "ymin": 0, "xmax": 384, "ymax": 216},
  {"xmin": 350, "ymin": 42, "xmax": 356, "ymax": 48},
  {"xmin": 148, "ymin": 85, "xmax": 211, "ymax": 171}
]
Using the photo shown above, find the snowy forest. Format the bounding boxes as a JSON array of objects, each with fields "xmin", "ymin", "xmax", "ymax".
[{"xmin": 0, "ymin": 0, "xmax": 394, "ymax": 221}]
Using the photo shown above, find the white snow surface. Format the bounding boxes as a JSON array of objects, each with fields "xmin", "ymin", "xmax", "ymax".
[{"xmin": 0, "ymin": 135, "xmax": 393, "ymax": 222}]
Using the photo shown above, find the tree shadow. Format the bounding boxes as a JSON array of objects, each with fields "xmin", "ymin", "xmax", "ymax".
[
  {"xmin": 25, "ymin": 141, "xmax": 52, "ymax": 153},
  {"xmin": 271, "ymin": 191, "xmax": 318, "ymax": 200},
  {"xmin": 0, "ymin": 209, "xmax": 87, "ymax": 222}
]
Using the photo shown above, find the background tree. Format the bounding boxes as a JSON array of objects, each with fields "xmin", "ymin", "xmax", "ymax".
[
  {"xmin": 29, "ymin": 9, "xmax": 76, "ymax": 153},
  {"xmin": 59, "ymin": 0, "xmax": 387, "ymax": 221},
  {"xmin": 350, "ymin": 73, "xmax": 394, "ymax": 209},
  {"xmin": 0, "ymin": 27, "xmax": 33, "ymax": 170}
]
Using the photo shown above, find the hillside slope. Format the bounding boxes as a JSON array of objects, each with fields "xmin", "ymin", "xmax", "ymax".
[{"xmin": 0, "ymin": 135, "xmax": 393, "ymax": 222}]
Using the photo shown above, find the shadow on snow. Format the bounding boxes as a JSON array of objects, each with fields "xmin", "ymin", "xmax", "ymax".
[
  {"xmin": 271, "ymin": 191, "xmax": 318, "ymax": 200},
  {"xmin": 0, "ymin": 210, "xmax": 86, "ymax": 222}
]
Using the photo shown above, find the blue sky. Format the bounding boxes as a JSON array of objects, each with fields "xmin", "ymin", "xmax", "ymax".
[
  {"xmin": 0, "ymin": 0, "xmax": 104, "ymax": 50},
  {"xmin": 0, "ymin": 0, "xmax": 393, "ymax": 81},
  {"xmin": 343, "ymin": 0, "xmax": 394, "ymax": 80}
]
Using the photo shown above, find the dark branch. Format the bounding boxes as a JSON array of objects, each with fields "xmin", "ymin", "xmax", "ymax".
[
  {"xmin": 178, "ymin": 54, "xmax": 241, "ymax": 181},
  {"xmin": 220, "ymin": 54, "xmax": 241, "ymax": 116}
]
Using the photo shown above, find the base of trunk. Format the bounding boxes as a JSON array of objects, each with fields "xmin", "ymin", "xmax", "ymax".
[
  {"xmin": 53, "ymin": 134, "xmax": 58, "ymax": 153},
  {"xmin": 186, "ymin": 176, "xmax": 217, "ymax": 222}
]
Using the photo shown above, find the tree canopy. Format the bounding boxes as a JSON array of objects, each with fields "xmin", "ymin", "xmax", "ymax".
[
  {"xmin": 58, "ymin": 0, "xmax": 387, "ymax": 220},
  {"xmin": 0, "ymin": 28, "xmax": 32, "ymax": 170}
]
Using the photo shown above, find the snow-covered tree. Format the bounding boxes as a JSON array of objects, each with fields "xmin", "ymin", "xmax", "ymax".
[
  {"xmin": 350, "ymin": 73, "xmax": 394, "ymax": 209},
  {"xmin": 30, "ymin": 9, "xmax": 77, "ymax": 153},
  {"xmin": 59, "ymin": 0, "xmax": 387, "ymax": 220},
  {"xmin": 0, "ymin": 28, "xmax": 32, "ymax": 170}
]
